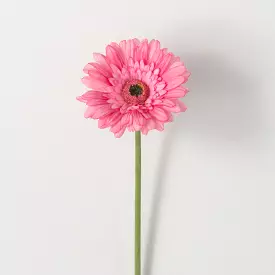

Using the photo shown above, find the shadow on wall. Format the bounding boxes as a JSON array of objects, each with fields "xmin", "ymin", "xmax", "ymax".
[
  {"xmin": 172, "ymin": 52, "xmax": 263, "ymax": 146},
  {"xmin": 143, "ymin": 23, "xmax": 266, "ymax": 275}
]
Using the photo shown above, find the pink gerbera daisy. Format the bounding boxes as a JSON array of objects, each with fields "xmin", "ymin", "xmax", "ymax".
[{"xmin": 77, "ymin": 39, "xmax": 190, "ymax": 137}]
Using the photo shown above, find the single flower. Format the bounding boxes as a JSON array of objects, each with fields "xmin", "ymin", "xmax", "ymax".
[{"xmin": 77, "ymin": 39, "xmax": 190, "ymax": 137}]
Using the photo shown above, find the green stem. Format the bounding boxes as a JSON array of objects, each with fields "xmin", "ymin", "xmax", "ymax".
[{"xmin": 135, "ymin": 131, "xmax": 141, "ymax": 275}]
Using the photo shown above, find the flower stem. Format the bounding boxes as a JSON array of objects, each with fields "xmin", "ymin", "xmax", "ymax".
[{"xmin": 135, "ymin": 131, "xmax": 141, "ymax": 275}]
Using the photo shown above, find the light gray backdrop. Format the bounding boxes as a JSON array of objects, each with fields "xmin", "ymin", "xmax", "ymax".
[{"xmin": 0, "ymin": 0, "xmax": 275, "ymax": 274}]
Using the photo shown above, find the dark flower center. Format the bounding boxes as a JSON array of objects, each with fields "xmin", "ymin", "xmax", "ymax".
[
  {"xmin": 129, "ymin": 84, "xmax": 143, "ymax": 97},
  {"xmin": 121, "ymin": 80, "xmax": 150, "ymax": 105}
]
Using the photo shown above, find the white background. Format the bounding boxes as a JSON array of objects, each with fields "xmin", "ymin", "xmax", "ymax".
[{"xmin": 1, "ymin": 0, "xmax": 275, "ymax": 274}]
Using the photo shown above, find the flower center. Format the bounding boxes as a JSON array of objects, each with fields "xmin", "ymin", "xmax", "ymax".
[
  {"xmin": 129, "ymin": 84, "xmax": 143, "ymax": 97},
  {"xmin": 121, "ymin": 80, "xmax": 150, "ymax": 105}
]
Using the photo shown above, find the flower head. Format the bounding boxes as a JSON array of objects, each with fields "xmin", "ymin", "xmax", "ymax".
[{"xmin": 77, "ymin": 39, "xmax": 190, "ymax": 137}]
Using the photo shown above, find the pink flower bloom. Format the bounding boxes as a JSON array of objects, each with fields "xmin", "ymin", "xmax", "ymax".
[{"xmin": 77, "ymin": 39, "xmax": 190, "ymax": 138}]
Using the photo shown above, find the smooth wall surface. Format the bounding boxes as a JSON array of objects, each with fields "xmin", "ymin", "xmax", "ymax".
[{"xmin": 1, "ymin": 0, "xmax": 275, "ymax": 274}]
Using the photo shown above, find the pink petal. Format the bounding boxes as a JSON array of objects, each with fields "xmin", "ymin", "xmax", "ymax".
[
  {"xmin": 155, "ymin": 82, "xmax": 166, "ymax": 91},
  {"xmin": 170, "ymin": 55, "xmax": 180, "ymax": 64},
  {"xmin": 136, "ymin": 40, "xmax": 148, "ymax": 62},
  {"xmin": 93, "ymin": 53, "xmax": 112, "ymax": 73},
  {"xmin": 125, "ymin": 40, "xmax": 135, "ymax": 61},
  {"xmin": 168, "ymin": 113, "xmax": 173, "ymax": 122},
  {"xmin": 114, "ymin": 126, "xmax": 126, "ymax": 138},
  {"xmin": 155, "ymin": 120, "xmax": 165, "ymax": 131},
  {"xmin": 133, "ymin": 38, "xmax": 141, "ymax": 47},
  {"xmin": 121, "ymin": 113, "xmax": 130, "ymax": 125},
  {"xmin": 83, "ymin": 63, "xmax": 94, "ymax": 74},
  {"xmin": 106, "ymin": 45, "xmax": 123, "ymax": 69},
  {"xmin": 110, "ymin": 119, "xmax": 123, "ymax": 133},
  {"xmin": 98, "ymin": 117, "xmax": 109, "ymax": 129},
  {"xmin": 150, "ymin": 107, "xmax": 169, "ymax": 122},
  {"xmin": 77, "ymin": 91, "xmax": 105, "ymax": 102},
  {"xmin": 81, "ymin": 76, "xmax": 109, "ymax": 90},
  {"xmin": 110, "ymin": 42, "xmax": 126, "ymax": 64},
  {"xmin": 91, "ymin": 63, "xmax": 112, "ymax": 78},
  {"xmin": 178, "ymin": 100, "xmax": 187, "ymax": 111},
  {"xmin": 103, "ymin": 112, "xmax": 122, "ymax": 127},
  {"xmin": 83, "ymin": 66, "xmax": 100, "ymax": 76},
  {"xmin": 162, "ymin": 65, "xmax": 187, "ymax": 80},
  {"xmin": 98, "ymin": 113, "xmax": 113, "ymax": 129},
  {"xmin": 110, "ymin": 121, "xmax": 123, "ymax": 133},
  {"xmin": 98, "ymin": 112, "xmax": 121, "ymax": 128},
  {"xmin": 110, "ymin": 64, "xmax": 122, "ymax": 77},
  {"xmin": 160, "ymin": 99, "xmax": 175, "ymax": 107},
  {"xmin": 136, "ymin": 112, "xmax": 145, "ymax": 126},
  {"xmin": 141, "ymin": 126, "xmax": 149, "ymax": 135},
  {"xmin": 162, "ymin": 104, "xmax": 181, "ymax": 113},
  {"xmin": 158, "ymin": 90, "xmax": 167, "ymax": 96},
  {"xmin": 164, "ymin": 87, "xmax": 189, "ymax": 98},
  {"xmin": 85, "ymin": 98, "xmax": 107, "ymax": 106},
  {"xmin": 119, "ymin": 40, "xmax": 127, "ymax": 57},
  {"xmin": 153, "ymin": 68, "xmax": 160, "ymax": 75},
  {"xmin": 145, "ymin": 118, "xmax": 156, "ymax": 130},
  {"xmin": 84, "ymin": 105, "xmax": 113, "ymax": 119},
  {"xmin": 148, "ymin": 40, "xmax": 160, "ymax": 62},
  {"xmin": 154, "ymin": 51, "xmax": 164, "ymax": 67},
  {"xmin": 132, "ymin": 112, "xmax": 142, "ymax": 131},
  {"xmin": 138, "ymin": 109, "xmax": 151, "ymax": 119},
  {"xmin": 169, "ymin": 61, "xmax": 183, "ymax": 69},
  {"xmin": 154, "ymin": 99, "xmax": 181, "ymax": 113},
  {"xmin": 165, "ymin": 76, "xmax": 185, "ymax": 90},
  {"xmin": 140, "ymin": 40, "xmax": 148, "ymax": 62}
]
